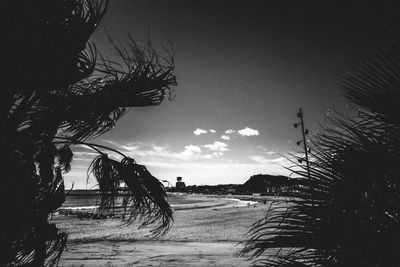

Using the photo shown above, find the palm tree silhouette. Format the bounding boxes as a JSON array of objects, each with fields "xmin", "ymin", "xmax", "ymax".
[
  {"xmin": 241, "ymin": 44, "xmax": 400, "ymax": 266},
  {"xmin": 0, "ymin": 1, "xmax": 176, "ymax": 265}
]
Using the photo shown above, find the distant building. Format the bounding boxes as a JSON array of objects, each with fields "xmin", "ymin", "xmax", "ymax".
[{"xmin": 176, "ymin": 176, "xmax": 186, "ymax": 191}]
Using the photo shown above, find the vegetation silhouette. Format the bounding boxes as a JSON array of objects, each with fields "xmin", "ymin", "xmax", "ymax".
[
  {"xmin": 0, "ymin": 1, "xmax": 176, "ymax": 266},
  {"xmin": 241, "ymin": 44, "xmax": 400, "ymax": 266}
]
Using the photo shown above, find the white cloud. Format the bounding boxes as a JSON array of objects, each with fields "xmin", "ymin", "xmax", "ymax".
[
  {"xmin": 165, "ymin": 144, "xmax": 208, "ymax": 160},
  {"xmin": 225, "ymin": 129, "xmax": 236, "ymax": 134},
  {"xmin": 119, "ymin": 142, "xmax": 213, "ymax": 161},
  {"xmin": 209, "ymin": 129, "xmax": 216, "ymax": 133},
  {"xmin": 143, "ymin": 161, "xmax": 178, "ymax": 169},
  {"xmin": 100, "ymin": 139, "xmax": 120, "ymax": 146},
  {"xmin": 72, "ymin": 151, "xmax": 99, "ymax": 162},
  {"xmin": 120, "ymin": 145, "xmax": 140, "ymax": 151},
  {"xmin": 193, "ymin": 128, "xmax": 208, "ymax": 135},
  {"xmin": 204, "ymin": 141, "xmax": 229, "ymax": 152},
  {"xmin": 220, "ymin": 135, "xmax": 230, "ymax": 140},
  {"xmin": 249, "ymin": 155, "xmax": 270, "ymax": 164},
  {"xmin": 249, "ymin": 155, "xmax": 288, "ymax": 165},
  {"xmin": 169, "ymin": 146, "xmax": 197, "ymax": 159},
  {"xmin": 238, "ymin": 127, "xmax": 259, "ymax": 136},
  {"xmin": 66, "ymin": 140, "xmax": 294, "ymax": 188},
  {"xmin": 73, "ymin": 151, "xmax": 99, "ymax": 157},
  {"xmin": 120, "ymin": 143, "xmax": 167, "ymax": 157},
  {"xmin": 182, "ymin": 145, "xmax": 202, "ymax": 155},
  {"xmin": 85, "ymin": 140, "xmax": 226, "ymax": 163}
]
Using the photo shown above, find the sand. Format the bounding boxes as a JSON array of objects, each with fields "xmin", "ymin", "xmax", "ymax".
[
  {"xmin": 55, "ymin": 194, "xmax": 274, "ymax": 266},
  {"xmin": 60, "ymin": 241, "xmax": 249, "ymax": 266}
]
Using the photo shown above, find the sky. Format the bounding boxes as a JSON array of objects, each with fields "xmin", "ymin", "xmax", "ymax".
[{"xmin": 65, "ymin": 1, "xmax": 400, "ymax": 189}]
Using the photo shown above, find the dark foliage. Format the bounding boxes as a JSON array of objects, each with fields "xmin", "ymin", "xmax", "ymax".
[
  {"xmin": 241, "ymin": 44, "xmax": 400, "ymax": 266},
  {"xmin": 0, "ymin": 1, "xmax": 176, "ymax": 266}
]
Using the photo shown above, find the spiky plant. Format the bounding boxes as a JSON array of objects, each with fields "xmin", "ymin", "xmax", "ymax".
[
  {"xmin": 0, "ymin": 1, "xmax": 176, "ymax": 266},
  {"xmin": 241, "ymin": 44, "xmax": 400, "ymax": 266}
]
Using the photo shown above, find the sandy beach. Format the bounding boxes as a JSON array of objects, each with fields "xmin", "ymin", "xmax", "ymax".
[{"xmin": 54, "ymin": 194, "xmax": 272, "ymax": 266}]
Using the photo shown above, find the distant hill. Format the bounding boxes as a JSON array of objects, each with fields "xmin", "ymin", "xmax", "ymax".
[
  {"xmin": 169, "ymin": 174, "xmax": 292, "ymax": 195},
  {"xmin": 237, "ymin": 174, "xmax": 290, "ymax": 194},
  {"xmin": 177, "ymin": 184, "xmax": 238, "ymax": 195}
]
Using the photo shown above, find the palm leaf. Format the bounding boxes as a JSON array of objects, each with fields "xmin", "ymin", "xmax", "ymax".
[
  {"xmin": 89, "ymin": 155, "xmax": 173, "ymax": 236},
  {"xmin": 241, "ymin": 43, "xmax": 400, "ymax": 266},
  {"xmin": 1, "ymin": 1, "xmax": 177, "ymax": 265}
]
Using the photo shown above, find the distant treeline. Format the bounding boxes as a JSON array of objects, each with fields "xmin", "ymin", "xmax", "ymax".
[
  {"xmin": 169, "ymin": 174, "xmax": 298, "ymax": 196},
  {"xmin": 70, "ymin": 174, "xmax": 299, "ymax": 196}
]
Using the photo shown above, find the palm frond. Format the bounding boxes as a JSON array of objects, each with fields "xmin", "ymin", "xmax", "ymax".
[
  {"xmin": 43, "ymin": 228, "xmax": 68, "ymax": 267},
  {"xmin": 89, "ymin": 155, "xmax": 173, "ymax": 236},
  {"xmin": 56, "ymin": 146, "xmax": 73, "ymax": 172},
  {"xmin": 339, "ymin": 44, "xmax": 400, "ymax": 126},
  {"xmin": 1, "ymin": 1, "xmax": 177, "ymax": 265},
  {"xmin": 242, "ymin": 44, "xmax": 400, "ymax": 266},
  {"xmin": 95, "ymin": 36, "xmax": 177, "ymax": 105},
  {"xmin": 55, "ymin": 37, "xmax": 176, "ymax": 141},
  {"xmin": 88, "ymin": 154, "xmax": 121, "ymax": 207}
]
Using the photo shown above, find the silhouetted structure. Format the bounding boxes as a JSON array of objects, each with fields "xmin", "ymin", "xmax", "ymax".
[
  {"xmin": 175, "ymin": 176, "xmax": 186, "ymax": 191},
  {"xmin": 0, "ymin": 1, "xmax": 176, "ymax": 266}
]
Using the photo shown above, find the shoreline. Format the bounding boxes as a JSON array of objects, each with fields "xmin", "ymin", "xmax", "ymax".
[{"xmin": 59, "ymin": 195, "xmax": 258, "ymax": 211}]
